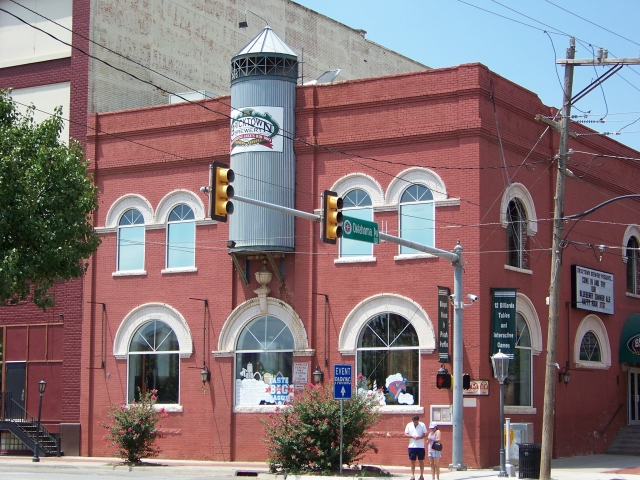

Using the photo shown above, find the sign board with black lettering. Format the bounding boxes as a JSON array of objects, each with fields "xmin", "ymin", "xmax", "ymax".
[
  {"xmin": 571, "ymin": 265, "xmax": 614, "ymax": 315},
  {"xmin": 490, "ymin": 288, "xmax": 517, "ymax": 360}
]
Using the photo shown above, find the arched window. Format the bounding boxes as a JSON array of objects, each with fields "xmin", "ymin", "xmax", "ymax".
[
  {"xmin": 399, "ymin": 184, "xmax": 434, "ymax": 254},
  {"xmin": 128, "ymin": 320, "xmax": 180, "ymax": 404},
  {"xmin": 117, "ymin": 208, "xmax": 145, "ymax": 271},
  {"xmin": 580, "ymin": 331, "xmax": 601, "ymax": 362},
  {"xmin": 505, "ymin": 313, "xmax": 532, "ymax": 407},
  {"xmin": 235, "ymin": 316, "xmax": 295, "ymax": 406},
  {"xmin": 166, "ymin": 204, "xmax": 195, "ymax": 268},
  {"xmin": 628, "ymin": 237, "xmax": 639, "ymax": 295},
  {"xmin": 340, "ymin": 189, "xmax": 373, "ymax": 258},
  {"xmin": 506, "ymin": 199, "xmax": 529, "ymax": 269},
  {"xmin": 356, "ymin": 313, "xmax": 419, "ymax": 405}
]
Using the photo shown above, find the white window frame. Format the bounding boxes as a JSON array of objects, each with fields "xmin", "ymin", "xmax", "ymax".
[
  {"xmin": 113, "ymin": 303, "xmax": 193, "ymax": 412},
  {"xmin": 574, "ymin": 314, "xmax": 611, "ymax": 370}
]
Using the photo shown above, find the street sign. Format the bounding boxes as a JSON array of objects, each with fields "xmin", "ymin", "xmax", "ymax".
[
  {"xmin": 342, "ymin": 216, "xmax": 379, "ymax": 244},
  {"xmin": 333, "ymin": 364, "xmax": 352, "ymax": 400}
]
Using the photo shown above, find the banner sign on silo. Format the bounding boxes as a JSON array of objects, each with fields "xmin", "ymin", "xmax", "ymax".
[
  {"xmin": 230, "ymin": 106, "xmax": 283, "ymax": 154},
  {"xmin": 437, "ymin": 286, "xmax": 450, "ymax": 363},
  {"xmin": 490, "ymin": 288, "xmax": 517, "ymax": 359}
]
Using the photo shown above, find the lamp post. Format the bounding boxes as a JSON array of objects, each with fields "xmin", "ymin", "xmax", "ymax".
[
  {"xmin": 491, "ymin": 351, "xmax": 509, "ymax": 478},
  {"xmin": 32, "ymin": 378, "xmax": 46, "ymax": 462}
]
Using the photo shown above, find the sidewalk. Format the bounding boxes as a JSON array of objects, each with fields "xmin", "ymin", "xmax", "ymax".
[{"xmin": 0, "ymin": 454, "xmax": 638, "ymax": 479}]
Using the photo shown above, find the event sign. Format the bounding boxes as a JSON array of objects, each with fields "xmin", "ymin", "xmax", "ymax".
[
  {"xmin": 571, "ymin": 265, "xmax": 614, "ymax": 315},
  {"xmin": 490, "ymin": 288, "xmax": 517, "ymax": 359},
  {"xmin": 333, "ymin": 364, "xmax": 352, "ymax": 400},
  {"xmin": 230, "ymin": 106, "xmax": 283, "ymax": 154},
  {"xmin": 437, "ymin": 286, "xmax": 450, "ymax": 363}
]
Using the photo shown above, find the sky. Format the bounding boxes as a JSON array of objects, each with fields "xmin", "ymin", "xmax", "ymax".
[{"xmin": 295, "ymin": 0, "xmax": 640, "ymax": 153}]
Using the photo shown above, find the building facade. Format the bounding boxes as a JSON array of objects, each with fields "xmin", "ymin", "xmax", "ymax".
[{"xmin": 81, "ymin": 53, "xmax": 640, "ymax": 467}]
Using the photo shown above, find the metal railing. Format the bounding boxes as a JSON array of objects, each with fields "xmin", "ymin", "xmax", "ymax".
[{"xmin": 0, "ymin": 392, "xmax": 59, "ymax": 455}]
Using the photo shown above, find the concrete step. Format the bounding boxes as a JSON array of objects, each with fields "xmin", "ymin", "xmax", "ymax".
[{"xmin": 607, "ymin": 426, "xmax": 640, "ymax": 455}]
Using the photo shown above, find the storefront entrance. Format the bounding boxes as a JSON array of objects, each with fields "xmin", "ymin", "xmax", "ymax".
[{"xmin": 629, "ymin": 368, "xmax": 640, "ymax": 425}]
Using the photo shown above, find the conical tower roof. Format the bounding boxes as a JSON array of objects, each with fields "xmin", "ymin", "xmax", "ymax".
[{"xmin": 235, "ymin": 26, "xmax": 296, "ymax": 58}]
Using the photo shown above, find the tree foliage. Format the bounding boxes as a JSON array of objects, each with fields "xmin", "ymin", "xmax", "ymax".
[
  {"xmin": 0, "ymin": 90, "xmax": 101, "ymax": 309},
  {"xmin": 262, "ymin": 384, "xmax": 379, "ymax": 474}
]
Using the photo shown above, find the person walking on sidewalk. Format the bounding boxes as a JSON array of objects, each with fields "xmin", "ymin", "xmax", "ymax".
[
  {"xmin": 427, "ymin": 422, "xmax": 442, "ymax": 480},
  {"xmin": 404, "ymin": 414, "xmax": 427, "ymax": 480}
]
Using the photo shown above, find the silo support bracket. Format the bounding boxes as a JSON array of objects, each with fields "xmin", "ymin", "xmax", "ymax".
[
  {"xmin": 230, "ymin": 253, "xmax": 250, "ymax": 285},
  {"xmin": 265, "ymin": 253, "xmax": 284, "ymax": 283}
]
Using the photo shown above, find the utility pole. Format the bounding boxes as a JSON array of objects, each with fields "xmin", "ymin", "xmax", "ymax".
[
  {"xmin": 539, "ymin": 41, "xmax": 640, "ymax": 480},
  {"xmin": 540, "ymin": 36, "xmax": 574, "ymax": 480}
]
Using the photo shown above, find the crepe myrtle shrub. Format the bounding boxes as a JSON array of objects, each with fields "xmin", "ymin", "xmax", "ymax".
[
  {"xmin": 101, "ymin": 388, "xmax": 167, "ymax": 463},
  {"xmin": 262, "ymin": 383, "xmax": 379, "ymax": 474}
]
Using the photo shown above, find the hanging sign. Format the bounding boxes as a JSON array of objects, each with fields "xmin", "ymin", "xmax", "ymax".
[
  {"xmin": 437, "ymin": 286, "xmax": 450, "ymax": 363},
  {"xmin": 230, "ymin": 106, "xmax": 283, "ymax": 155},
  {"xmin": 571, "ymin": 265, "xmax": 614, "ymax": 315},
  {"xmin": 490, "ymin": 288, "xmax": 517, "ymax": 359}
]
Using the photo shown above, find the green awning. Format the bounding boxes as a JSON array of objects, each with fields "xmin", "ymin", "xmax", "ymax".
[{"xmin": 620, "ymin": 313, "xmax": 640, "ymax": 363}]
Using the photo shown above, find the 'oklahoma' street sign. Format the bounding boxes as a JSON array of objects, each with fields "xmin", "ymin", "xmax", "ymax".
[{"xmin": 342, "ymin": 215, "xmax": 379, "ymax": 244}]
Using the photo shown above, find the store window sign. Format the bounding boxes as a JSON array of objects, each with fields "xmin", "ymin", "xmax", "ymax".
[
  {"xmin": 236, "ymin": 370, "xmax": 294, "ymax": 405},
  {"xmin": 230, "ymin": 106, "xmax": 283, "ymax": 155},
  {"xmin": 571, "ymin": 265, "xmax": 614, "ymax": 315}
]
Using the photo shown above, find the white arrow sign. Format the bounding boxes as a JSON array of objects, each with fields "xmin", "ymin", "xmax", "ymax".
[{"xmin": 341, "ymin": 386, "xmax": 346, "ymax": 397}]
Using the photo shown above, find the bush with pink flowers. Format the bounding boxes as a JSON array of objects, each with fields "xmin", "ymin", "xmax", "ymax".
[
  {"xmin": 102, "ymin": 388, "xmax": 167, "ymax": 463},
  {"xmin": 262, "ymin": 384, "xmax": 379, "ymax": 474}
]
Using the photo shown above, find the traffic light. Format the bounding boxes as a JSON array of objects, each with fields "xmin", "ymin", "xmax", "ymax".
[
  {"xmin": 463, "ymin": 373, "xmax": 471, "ymax": 390},
  {"xmin": 321, "ymin": 189, "xmax": 343, "ymax": 244},
  {"xmin": 209, "ymin": 161, "xmax": 235, "ymax": 222},
  {"xmin": 436, "ymin": 366, "xmax": 451, "ymax": 390}
]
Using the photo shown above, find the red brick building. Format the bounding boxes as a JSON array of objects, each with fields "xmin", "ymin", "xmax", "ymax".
[{"xmin": 81, "ymin": 59, "xmax": 640, "ymax": 467}]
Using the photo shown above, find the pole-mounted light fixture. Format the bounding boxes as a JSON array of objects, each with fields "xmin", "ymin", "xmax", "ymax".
[
  {"xmin": 32, "ymin": 378, "xmax": 47, "ymax": 462},
  {"xmin": 312, "ymin": 366, "xmax": 324, "ymax": 384},
  {"xmin": 491, "ymin": 350, "xmax": 509, "ymax": 478},
  {"xmin": 238, "ymin": 10, "xmax": 269, "ymax": 29}
]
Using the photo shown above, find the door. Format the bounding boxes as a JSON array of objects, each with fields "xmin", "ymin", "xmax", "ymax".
[
  {"xmin": 629, "ymin": 368, "xmax": 640, "ymax": 425},
  {"xmin": 5, "ymin": 362, "xmax": 26, "ymax": 419}
]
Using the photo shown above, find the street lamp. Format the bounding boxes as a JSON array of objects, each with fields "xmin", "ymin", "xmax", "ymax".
[
  {"xmin": 491, "ymin": 350, "xmax": 509, "ymax": 478},
  {"xmin": 200, "ymin": 366, "xmax": 211, "ymax": 384},
  {"xmin": 32, "ymin": 378, "xmax": 46, "ymax": 462}
]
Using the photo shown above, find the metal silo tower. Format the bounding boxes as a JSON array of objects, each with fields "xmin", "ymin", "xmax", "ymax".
[{"xmin": 229, "ymin": 26, "xmax": 298, "ymax": 254}]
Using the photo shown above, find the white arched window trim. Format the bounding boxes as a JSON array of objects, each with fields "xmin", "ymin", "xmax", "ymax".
[
  {"xmin": 102, "ymin": 194, "xmax": 154, "ymax": 230},
  {"xmin": 622, "ymin": 225, "xmax": 640, "ymax": 262},
  {"xmin": 214, "ymin": 298, "xmax": 311, "ymax": 357},
  {"xmin": 330, "ymin": 173, "xmax": 384, "ymax": 208},
  {"xmin": 385, "ymin": 167, "xmax": 449, "ymax": 207},
  {"xmin": 516, "ymin": 293, "xmax": 543, "ymax": 355},
  {"xmin": 113, "ymin": 303, "xmax": 193, "ymax": 360},
  {"xmin": 574, "ymin": 314, "xmax": 611, "ymax": 370},
  {"xmin": 338, "ymin": 293, "xmax": 435, "ymax": 355},
  {"xmin": 500, "ymin": 183, "xmax": 538, "ymax": 235},
  {"xmin": 156, "ymin": 189, "xmax": 206, "ymax": 224}
]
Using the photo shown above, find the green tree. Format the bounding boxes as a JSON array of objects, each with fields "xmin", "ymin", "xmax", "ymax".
[
  {"xmin": 262, "ymin": 384, "xmax": 380, "ymax": 475},
  {"xmin": 0, "ymin": 90, "xmax": 100, "ymax": 309}
]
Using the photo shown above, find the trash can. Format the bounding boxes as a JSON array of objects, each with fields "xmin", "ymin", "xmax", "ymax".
[{"xmin": 518, "ymin": 443, "xmax": 541, "ymax": 479}]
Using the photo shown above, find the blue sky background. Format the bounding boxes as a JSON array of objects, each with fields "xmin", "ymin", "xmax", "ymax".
[{"xmin": 295, "ymin": 0, "xmax": 640, "ymax": 153}]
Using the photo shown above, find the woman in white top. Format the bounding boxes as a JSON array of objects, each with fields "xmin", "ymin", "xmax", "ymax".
[{"xmin": 427, "ymin": 422, "xmax": 441, "ymax": 480}]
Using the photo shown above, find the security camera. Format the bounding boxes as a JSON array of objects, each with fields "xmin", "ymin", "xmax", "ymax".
[
  {"xmin": 200, "ymin": 186, "xmax": 210, "ymax": 193},
  {"xmin": 467, "ymin": 294, "xmax": 478, "ymax": 302},
  {"xmin": 449, "ymin": 294, "xmax": 455, "ymax": 300}
]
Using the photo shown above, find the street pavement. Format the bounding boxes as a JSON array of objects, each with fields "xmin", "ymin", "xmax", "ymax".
[{"xmin": 0, "ymin": 454, "xmax": 639, "ymax": 479}]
